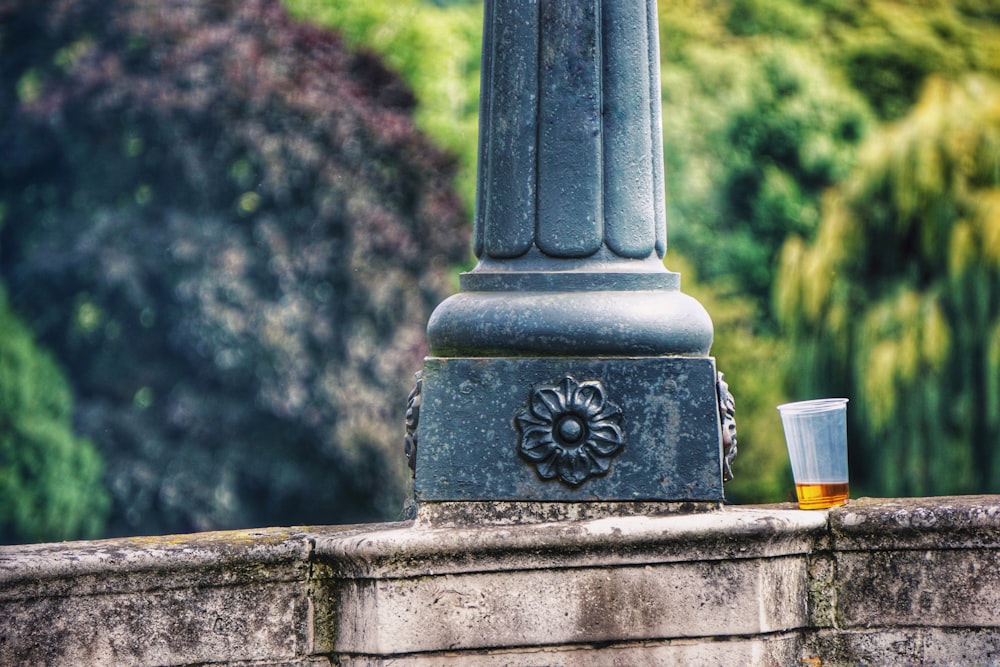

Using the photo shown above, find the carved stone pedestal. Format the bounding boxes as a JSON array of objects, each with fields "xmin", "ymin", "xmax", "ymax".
[
  {"xmin": 410, "ymin": 0, "xmax": 731, "ymax": 513},
  {"xmin": 414, "ymin": 356, "xmax": 724, "ymax": 505}
]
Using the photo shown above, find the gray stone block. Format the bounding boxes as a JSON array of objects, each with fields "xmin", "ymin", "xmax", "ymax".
[
  {"xmin": 2, "ymin": 583, "xmax": 311, "ymax": 665},
  {"xmin": 414, "ymin": 356, "xmax": 724, "ymax": 503},
  {"xmin": 835, "ymin": 548, "xmax": 1000, "ymax": 630},
  {"xmin": 313, "ymin": 508, "xmax": 827, "ymax": 580},
  {"xmin": 6, "ymin": 498, "xmax": 1000, "ymax": 666},
  {"xmin": 330, "ymin": 557, "xmax": 809, "ymax": 655},
  {"xmin": 806, "ymin": 627, "xmax": 1000, "ymax": 666},
  {"xmin": 314, "ymin": 508, "xmax": 825, "ymax": 658},
  {"xmin": 831, "ymin": 495, "xmax": 1000, "ymax": 550}
]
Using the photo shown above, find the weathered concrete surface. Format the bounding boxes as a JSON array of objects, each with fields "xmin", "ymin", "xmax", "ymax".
[
  {"xmin": 831, "ymin": 494, "xmax": 1000, "ymax": 550},
  {"xmin": 808, "ymin": 627, "xmax": 1000, "ymax": 666},
  {"xmin": 0, "ymin": 525, "xmax": 377, "ymax": 666},
  {"xmin": 830, "ymin": 496, "xmax": 1000, "ymax": 633},
  {"xmin": 413, "ymin": 499, "xmax": 722, "ymax": 527},
  {"xmin": 316, "ymin": 508, "xmax": 827, "ymax": 578},
  {"xmin": 3, "ymin": 498, "xmax": 1000, "ymax": 665},
  {"xmin": 314, "ymin": 507, "xmax": 823, "ymax": 660},
  {"xmin": 331, "ymin": 557, "xmax": 807, "ymax": 655},
  {"xmin": 799, "ymin": 495, "xmax": 1000, "ymax": 666}
]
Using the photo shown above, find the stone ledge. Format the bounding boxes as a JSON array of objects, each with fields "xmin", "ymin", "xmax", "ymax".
[
  {"xmin": 3, "ymin": 580, "xmax": 315, "ymax": 666},
  {"xmin": 414, "ymin": 500, "xmax": 722, "ymax": 527},
  {"xmin": 0, "ymin": 526, "xmax": 354, "ymax": 665},
  {"xmin": 2, "ymin": 497, "xmax": 1000, "ymax": 666},
  {"xmin": 830, "ymin": 495, "xmax": 1000, "ymax": 550},
  {"xmin": 835, "ymin": 544, "xmax": 1000, "ymax": 630},
  {"xmin": 315, "ymin": 506, "xmax": 828, "ymax": 579},
  {"xmin": 0, "ymin": 526, "xmax": 319, "ymax": 600}
]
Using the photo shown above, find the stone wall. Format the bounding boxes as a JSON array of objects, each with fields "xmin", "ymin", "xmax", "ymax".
[
  {"xmin": 809, "ymin": 496, "xmax": 1000, "ymax": 664},
  {"xmin": 2, "ymin": 496, "xmax": 999, "ymax": 665}
]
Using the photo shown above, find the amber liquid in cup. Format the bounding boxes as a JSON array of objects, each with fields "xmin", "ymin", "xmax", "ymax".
[{"xmin": 795, "ymin": 482, "xmax": 849, "ymax": 510}]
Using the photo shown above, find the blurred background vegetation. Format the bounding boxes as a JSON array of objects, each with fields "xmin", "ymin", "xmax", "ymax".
[{"xmin": 1, "ymin": 0, "xmax": 999, "ymax": 543}]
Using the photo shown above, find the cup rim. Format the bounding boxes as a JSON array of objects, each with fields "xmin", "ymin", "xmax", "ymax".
[{"xmin": 777, "ymin": 397, "xmax": 849, "ymax": 415}]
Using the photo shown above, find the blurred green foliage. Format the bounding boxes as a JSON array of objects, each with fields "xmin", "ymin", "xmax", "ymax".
[
  {"xmin": 288, "ymin": 0, "xmax": 1000, "ymax": 502},
  {"xmin": 0, "ymin": 0, "xmax": 468, "ymax": 538},
  {"xmin": 284, "ymin": 0, "xmax": 483, "ymax": 213},
  {"xmin": 662, "ymin": 40, "xmax": 872, "ymax": 320},
  {"xmin": 777, "ymin": 76, "xmax": 1000, "ymax": 497},
  {"xmin": 0, "ymin": 289, "xmax": 109, "ymax": 543},
  {"xmin": 4, "ymin": 0, "xmax": 1000, "ymax": 543},
  {"xmin": 823, "ymin": 0, "xmax": 1000, "ymax": 120},
  {"xmin": 670, "ymin": 1, "xmax": 1000, "ymax": 499}
]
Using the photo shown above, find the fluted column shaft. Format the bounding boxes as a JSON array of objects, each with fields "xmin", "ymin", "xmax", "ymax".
[
  {"xmin": 427, "ymin": 0, "xmax": 712, "ymax": 357},
  {"xmin": 476, "ymin": 0, "xmax": 666, "ymax": 262}
]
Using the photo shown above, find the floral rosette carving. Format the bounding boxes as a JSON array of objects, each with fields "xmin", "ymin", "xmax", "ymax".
[{"xmin": 515, "ymin": 376, "xmax": 625, "ymax": 486}]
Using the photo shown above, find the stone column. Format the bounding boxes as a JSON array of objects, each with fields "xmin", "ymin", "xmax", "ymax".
[
  {"xmin": 428, "ymin": 0, "xmax": 711, "ymax": 358},
  {"xmin": 411, "ymin": 0, "xmax": 727, "ymax": 519}
]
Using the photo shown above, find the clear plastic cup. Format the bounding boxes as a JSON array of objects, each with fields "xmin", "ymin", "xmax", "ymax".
[{"xmin": 777, "ymin": 398, "xmax": 849, "ymax": 510}]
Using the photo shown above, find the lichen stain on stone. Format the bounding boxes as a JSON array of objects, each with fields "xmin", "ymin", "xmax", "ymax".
[
  {"xmin": 124, "ymin": 526, "xmax": 304, "ymax": 548},
  {"xmin": 572, "ymin": 569, "xmax": 657, "ymax": 639},
  {"xmin": 213, "ymin": 614, "xmax": 251, "ymax": 636}
]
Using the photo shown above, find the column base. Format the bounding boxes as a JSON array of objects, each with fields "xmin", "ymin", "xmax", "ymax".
[
  {"xmin": 427, "ymin": 283, "xmax": 714, "ymax": 357},
  {"xmin": 413, "ymin": 356, "xmax": 725, "ymax": 504}
]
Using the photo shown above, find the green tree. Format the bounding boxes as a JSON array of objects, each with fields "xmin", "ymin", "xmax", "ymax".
[
  {"xmin": 776, "ymin": 76, "xmax": 1000, "ymax": 497},
  {"xmin": 660, "ymin": 0, "xmax": 1000, "ymax": 321},
  {"xmin": 662, "ymin": 38, "xmax": 872, "ymax": 323},
  {"xmin": 283, "ymin": 0, "xmax": 483, "ymax": 212},
  {"xmin": 0, "ymin": 0, "xmax": 468, "ymax": 536},
  {"xmin": 825, "ymin": 0, "xmax": 1000, "ymax": 120},
  {"xmin": 659, "ymin": 2, "xmax": 1000, "ymax": 501},
  {"xmin": 270, "ymin": 0, "xmax": 1000, "ymax": 502},
  {"xmin": 0, "ymin": 288, "xmax": 109, "ymax": 543}
]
